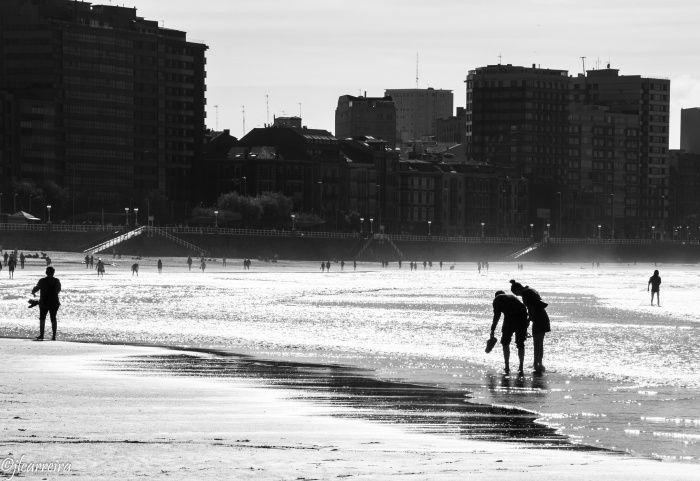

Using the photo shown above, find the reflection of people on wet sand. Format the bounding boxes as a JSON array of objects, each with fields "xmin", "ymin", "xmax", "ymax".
[
  {"xmin": 31, "ymin": 266, "xmax": 61, "ymax": 341},
  {"xmin": 510, "ymin": 280, "xmax": 551, "ymax": 374},
  {"xmin": 648, "ymin": 269, "xmax": 661, "ymax": 306},
  {"xmin": 490, "ymin": 290, "xmax": 529, "ymax": 375}
]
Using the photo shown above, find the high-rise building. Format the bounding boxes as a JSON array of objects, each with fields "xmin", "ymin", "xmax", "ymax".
[
  {"xmin": 335, "ymin": 95, "xmax": 396, "ymax": 146},
  {"xmin": 0, "ymin": 0, "xmax": 207, "ymax": 219},
  {"xmin": 572, "ymin": 68, "xmax": 670, "ymax": 236},
  {"xmin": 681, "ymin": 108, "xmax": 700, "ymax": 154},
  {"xmin": 384, "ymin": 88, "xmax": 453, "ymax": 144}
]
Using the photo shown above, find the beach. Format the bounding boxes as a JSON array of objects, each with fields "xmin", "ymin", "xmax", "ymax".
[
  {"xmin": 0, "ymin": 252, "xmax": 699, "ymax": 478},
  {"xmin": 1, "ymin": 337, "xmax": 697, "ymax": 480}
]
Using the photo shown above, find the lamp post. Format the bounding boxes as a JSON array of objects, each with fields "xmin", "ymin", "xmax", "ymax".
[
  {"xmin": 360, "ymin": 217, "xmax": 364, "ymax": 234},
  {"xmin": 481, "ymin": 222, "xmax": 485, "ymax": 238},
  {"xmin": 46, "ymin": 205, "xmax": 52, "ymax": 223},
  {"xmin": 124, "ymin": 207, "xmax": 129, "ymax": 227},
  {"xmin": 597, "ymin": 224, "xmax": 602, "ymax": 239},
  {"xmin": 557, "ymin": 191, "xmax": 562, "ymax": 239},
  {"xmin": 134, "ymin": 207, "xmax": 139, "ymax": 226},
  {"xmin": 427, "ymin": 220, "xmax": 432, "ymax": 237},
  {"xmin": 651, "ymin": 225, "xmax": 656, "ymax": 240},
  {"xmin": 609, "ymin": 193, "xmax": 615, "ymax": 239},
  {"xmin": 291, "ymin": 214, "xmax": 296, "ymax": 231},
  {"xmin": 546, "ymin": 223, "xmax": 551, "ymax": 238},
  {"xmin": 370, "ymin": 217, "xmax": 374, "ymax": 234},
  {"xmin": 529, "ymin": 223, "xmax": 534, "ymax": 238},
  {"xmin": 214, "ymin": 210, "xmax": 219, "ymax": 228},
  {"xmin": 242, "ymin": 176, "xmax": 247, "ymax": 196}
]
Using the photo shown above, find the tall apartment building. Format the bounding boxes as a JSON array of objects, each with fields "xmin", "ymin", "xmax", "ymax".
[
  {"xmin": 384, "ymin": 88, "xmax": 453, "ymax": 144},
  {"xmin": 681, "ymin": 108, "xmax": 700, "ymax": 154},
  {"xmin": 465, "ymin": 64, "xmax": 569, "ymax": 225},
  {"xmin": 571, "ymin": 68, "xmax": 670, "ymax": 236},
  {"xmin": 0, "ymin": 0, "xmax": 207, "ymax": 219},
  {"xmin": 335, "ymin": 95, "xmax": 396, "ymax": 146}
]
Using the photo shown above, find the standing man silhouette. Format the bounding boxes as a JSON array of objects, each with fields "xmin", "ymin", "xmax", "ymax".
[
  {"xmin": 32, "ymin": 266, "xmax": 62, "ymax": 341},
  {"xmin": 648, "ymin": 270, "xmax": 661, "ymax": 306}
]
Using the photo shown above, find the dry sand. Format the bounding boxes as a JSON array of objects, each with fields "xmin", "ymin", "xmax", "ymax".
[{"xmin": 0, "ymin": 338, "xmax": 696, "ymax": 480}]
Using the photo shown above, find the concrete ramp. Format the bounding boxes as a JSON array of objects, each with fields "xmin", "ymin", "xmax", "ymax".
[
  {"xmin": 506, "ymin": 242, "xmax": 541, "ymax": 260},
  {"xmin": 83, "ymin": 227, "xmax": 207, "ymax": 256}
]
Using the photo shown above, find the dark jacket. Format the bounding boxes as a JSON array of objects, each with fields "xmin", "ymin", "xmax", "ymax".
[
  {"xmin": 492, "ymin": 294, "xmax": 528, "ymax": 331},
  {"xmin": 32, "ymin": 276, "xmax": 62, "ymax": 309},
  {"xmin": 520, "ymin": 286, "xmax": 550, "ymax": 334}
]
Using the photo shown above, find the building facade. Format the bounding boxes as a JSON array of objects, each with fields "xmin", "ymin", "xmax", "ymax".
[
  {"xmin": 681, "ymin": 108, "xmax": 700, "ymax": 154},
  {"xmin": 384, "ymin": 88, "xmax": 453, "ymax": 145},
  {"xmin": 0, "ymin": 0, "xmax": 207, "ymax": 220},
  {"xmin": 335, "ymin": 95, "xmax": 397, "ymax": 147}
]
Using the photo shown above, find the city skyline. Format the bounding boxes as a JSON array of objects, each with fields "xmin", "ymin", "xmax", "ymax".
[{"xmin": 126, "ymin": 0, "xmax": 700, "ymax": 147}]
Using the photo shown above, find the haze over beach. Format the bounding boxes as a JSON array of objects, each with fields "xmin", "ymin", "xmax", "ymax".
[{"xmin": 127, "ymin": 0, "xmax": 700, "ymax": 145}]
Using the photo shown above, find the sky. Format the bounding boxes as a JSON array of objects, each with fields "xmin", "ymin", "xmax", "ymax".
[{"xmin": 120, "ymin": 0, "xmax": 700, "ymax": 147}]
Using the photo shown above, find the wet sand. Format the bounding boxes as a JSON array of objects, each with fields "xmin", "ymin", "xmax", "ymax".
[{"xmin": 1, "ymin": 338, "xmax": 697, "ymax": 480}]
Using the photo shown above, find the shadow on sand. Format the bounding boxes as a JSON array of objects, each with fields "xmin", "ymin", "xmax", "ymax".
[{"xmin": 104, "ymin": 348, "xmax": 608, "ymax": 452}]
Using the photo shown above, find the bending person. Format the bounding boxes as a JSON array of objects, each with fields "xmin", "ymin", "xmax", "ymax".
[
  {"xmin": 490, "ymin": 290, "xmax": 529, "ymax": 375},
  {"xmin": 511, "ymin": 280, "xmax": 551, "ymax": 374}
]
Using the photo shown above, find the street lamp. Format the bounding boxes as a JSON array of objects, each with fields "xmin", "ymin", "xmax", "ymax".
[
  {"xmin": 529, "ymin": 223, "xmax": 534, "ymax": 238},
  {"xmin": 360, "ymin": 217, "xmax": 364, "ymax": 234},
  {"xmin": 651, "ymin": 225, "xmax": 656, "ymax": 240},
  {"xmin": 370, "ymin": 217, "xmax": 374, "ymax": 234},
  {"xmin": 427, "ymin": 220, "xmax": 432, "ymax": 236},
  {"xmin": 124, "ymin": 207, "xmax": 129, "ymax": 226},
  {"xmin": 214, "ymin": 210, "xmax": 219, "ymax": 228},
  {"xmin": 597, "ymin": 224, "xmax": 602, "ymax": 239},
  {"xmin": 609, "ymin": 193, "xmax": 615, "ymax": 239},
  {"xmin": 134, "ymin": 207, "xmax": 139, "ymax": 226},
  {"xmin": 481, "ymin": 222, "xmax": 485, "ymax": 238},
  {"xmin": 546, "ymin": 223, "xmax": 551, "ymax": 237},
  {"xmin": 557, "ymin": 191, "xmax": 562, "ymax": 239},
  {"xmin": 46, "ymin": 205, "xmax": 52, "ymax": 223},
  {"xmin": 291, "ymin": 214, "xmax": 296, "ymax": 231},
  {"xmin": 242, "ymin": 176, "xmax": 247, "ymax": 196}
]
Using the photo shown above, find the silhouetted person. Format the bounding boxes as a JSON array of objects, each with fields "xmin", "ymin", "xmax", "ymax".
[
  {"xmin": 187, "ymin": 256, "xmax": 193, "ymax": 271},
  {"xmin": 7, "ymin": 255, "xmax": 16, "ymax": 279},
  {"xmin": 340, "ymin": 260, "xmax": 345, "ymax": 271},
  {"xmin": 648, "ymin": 270, "xmax": 661, "ymax": 306},
  {"xmin": 490, "ymin": 290, "xmax": 529, "ymax": 375},
  {"xmin": 96, "ymin": 259, "xmax": 105, "ymax": 277},
  {"xmin": 200, "ymin": 258, "xmax": 206, "ymax": 272},
  {"xmin": 353, "ymin": 260, "xmax": 357, "ymax": 271},
  {"xmin": 131, "ymin": 263, "xmax": 139, "ymax": 276},
  {"xmin": 45, "ymin": 256, "xmax": 52, "ymax": 266},
  {"xmin": 19, "ymin": 252, "xmax": 25, "ymax": 269},
  {"xmin": 320, "ymin": 262, "xmax": 325, "ymax": 272},
  {"xmin": 510, "ymin": 280, "xmax": 551, "ymax": 374},
  {"xmin": 89, "ymin": 255, "xmax": 94, "ymax": 268},
  {"xmin": 3, "ymin": 252, "xmax": 8, "ymax": 265},
  {"xmin": 478, "ymin": 262, "xmax": 482, "ymax": 274},
  {"xmin": 222, "ymin": 257, "xmax": 227, "ymax": 267},
  {"xmin": 439, "ymin": 260, "xmax": 443, "ymax": 270},
  {"xmin": 157, "ymin": 259, "xmax": 163, "ymax": 274},
  {"xmin": 32, "ymin": 266, "xmax": 61, "ymax": 341}
]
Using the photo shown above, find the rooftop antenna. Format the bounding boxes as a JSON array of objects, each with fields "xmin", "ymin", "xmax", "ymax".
[
  {"xmin": 415, "ymin": 52, "xmax": 419, "ymax": 88},
  {"xmin": 580, "ymin": 56, "xmax": 587, "ymax": 75},
  {"xmin": 298, "ymin": 102, "xmax": 302, "ymax": 118},
  {"xmin": 241, "ymin": 105, "xmax": 245, "ymax": 136},
  {"xmin": 214, "ymin": 105, "xmax": 219, "ymax": 130},
  {"xmin": 498, "ymin": 53, "xmax": 502, "ymax": 65},
  {"xmin": 265, "ymin": 94, "xmax": 269, "ymax": 125}
]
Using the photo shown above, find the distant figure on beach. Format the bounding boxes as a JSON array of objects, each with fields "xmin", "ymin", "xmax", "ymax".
[
  {"xmin": 353, "ymin": 260, "xmax": 357, "ymax": 271},
  {"xmin": 96, "ymin": 259, "xmax": 105, "ymax": 277},
  {"xmin": 510, "ymin": 280, "xmax": 551, "ymax": 374},
  {"xmin": 89, "ymin": 255, "xmax": 94, "ymax": 268},
  {"xmin": 439, "ymin": 261, "xmax": 443, "ymax": 270},
  {"xmin": 3, "ymin": 252, "xmax": 8, "ymax": 265},
  {"xmin": 187, "ymin": 256, "xmax": 193, "ymax": 271},
  {"xmin": 340, "ymin": 260, "xmax": 345, "ymax": 271},
  {"xmin": 478, "ymin": 262, "xmax": 482, "ymax": 274},
  {"xmin": 131, "ymin": 263, "xmax": 139, "ymax": 276},
  {"xmin": 200, "ymin": 258, "xmax": 206, "ymax": 272},
  {"xmin": 31, "ymin": 266, "xmax": 61, "ymax": 341},
  {"xmin": 320, "ymin": 262, "xmax": 325, "ymax": 272},
  {"xmin": 490, "ymin": 290, "xmax": 529, "ymax": 375},
  {"xmin": 222, "ymin": 257, "xmax": 227, "ymax": 267},
  {"xmin": 648, "ymin": 270, "xmax": 661, "ymax": 306},
  {"xmin": 8, "ymin": 255, "xmax": 16, "ymax": 279},
  {"xmin": 157, "ymin": 259, "xmax": 163, "ymax": 274},
  {"xmin": 45, "ymin": 256, "xmax": 52, "ymax": 266},
  {"xmin": 398, "ymin": 260, "xmax": 402, "ymax": 269},
  {"xmin": 20, "ymin": 252, "xmax": 25, "ymax": 269},
  {"xmin": 326, "ymin": 260, "xmax": 331, "ymax": 271}
]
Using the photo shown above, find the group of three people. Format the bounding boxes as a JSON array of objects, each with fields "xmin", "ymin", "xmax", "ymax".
[{"xmin": 490, "ymin": 279, "xmax": 550, "ymax": 375}]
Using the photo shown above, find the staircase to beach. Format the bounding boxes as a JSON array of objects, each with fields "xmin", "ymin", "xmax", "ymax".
[
  {"xmin": 505, "ymin": 242, "xmax": 541, "ymax": 260},
  {"xmin": 83, "ymin": 227, "xmax": 208, "ymax": 257}
]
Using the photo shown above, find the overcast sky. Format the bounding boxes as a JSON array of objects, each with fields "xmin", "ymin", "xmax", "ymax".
[{"xmin": 123, "ymin": 0, "xmax": 700, "ymax": 147}]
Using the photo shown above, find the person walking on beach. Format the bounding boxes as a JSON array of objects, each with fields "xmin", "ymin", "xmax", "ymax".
[
  {"xmin": 96, "ymin": 258, "xmax": 105, "ymax": 277},
  {"xmin": 648, "ymin": 270, "xmax": 661, "ymax": 306},
  {"xmin": 490, "ymin": 290, "xmax": 529, "ymax": 375},
  {"xmin": 510, "ymin": 280, "xmax": 551, "ymax": 374},
  {"xmin": 200, "ymin": 258, "xmax": 206, "ymax": 272},
  {"xmin": 187, "ymin": 256, "xmax": 193, "ymax": 271},
  {"xmin": 157, "ymin": 259, "xmax": 163, "ymax": 274},
  {"xmin": 353, "ymin": 260, "xmax": 357, "ymax": 271},
  {"xmin": 31, "ymin": 266, "xmax": 61, "ymax": 341},
  {"xmin": 131, "ymin": 262, "xmax": 139, "ymax": 276},
  {"xmin": 20, "ymin": 252, "xmax": 25, "ymax": 269},
  {"xmin": 8, "ymin": 255, "xmax": 16, "ymax": 279}
]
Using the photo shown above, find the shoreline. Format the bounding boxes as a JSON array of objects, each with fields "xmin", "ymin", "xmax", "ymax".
[{"xmin": 1, "ymin": 337, "xmax": 698, "ymax": 479}]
